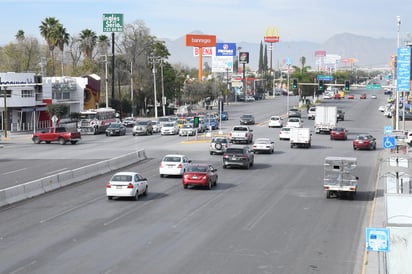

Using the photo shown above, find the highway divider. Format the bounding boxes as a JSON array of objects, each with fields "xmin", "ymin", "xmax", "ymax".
[{"xmin": 0, "ymin": 149, "xmax": 147, "ymax": 207}]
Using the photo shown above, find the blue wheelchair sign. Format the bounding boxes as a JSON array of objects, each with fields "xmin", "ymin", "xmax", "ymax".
[
  {"xmin": 383, "ymin": 136, "xmax": 396, "ymax": 149},
  {"xmin": 366, "ymin": 227, "xmax": 390, "ymax": 252},
  {"xmin": 384, "ymin": 126, "xmax": 392, "ymax": 135}
]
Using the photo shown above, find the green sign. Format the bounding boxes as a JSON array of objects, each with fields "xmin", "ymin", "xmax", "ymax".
[
  {"xmin": 366, "ymin": 84, "xmax": 382, "ymax": 90},
  {"xmin": 103, "ymin": 13, "xmax": 124, "ymax": 32}
]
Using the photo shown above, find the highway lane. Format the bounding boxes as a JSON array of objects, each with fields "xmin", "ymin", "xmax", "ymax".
[{"xmin": 0, "ymin": 91, "xmax": 387, "ymax": 273}]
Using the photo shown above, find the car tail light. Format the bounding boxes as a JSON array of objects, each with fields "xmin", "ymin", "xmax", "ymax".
[
  {"xmin": 323, "ymin": 186, "xmax": 329, "ymax": 190},
  {"xmin": 127, "ymin": 183, "xmax": 134, "ymax": 189},
  {"xmin": 239, "ymin": 154, "xmax": 247, "ymax": 159},
  {"xmin": 223, "ymin": 153, "xmax": 228, "ymax": 158},
  {"xmin": 160, "ymin": 163, "xmax": 164, "ymax": 168},
  {"xmin": 177, "ymin": 163, "xmax": 183, "ymax": 168},
  {"xmin": 106, "ymin": 182, "xmax": 111, "ymax": 188}
]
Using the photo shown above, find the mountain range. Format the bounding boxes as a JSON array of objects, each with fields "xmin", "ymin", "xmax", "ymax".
[{"xmin": 163, "ymin": 32, "xmax": 397, "ymax": 71}]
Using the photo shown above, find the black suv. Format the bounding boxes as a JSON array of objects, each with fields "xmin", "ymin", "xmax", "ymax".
[
  {"xmin": 223, "ymin": 146, "xmax": 254, "ymax": 169},
  {"xmin": 337, "ymin": 109, "xmax": 345, "ymax": 121}
]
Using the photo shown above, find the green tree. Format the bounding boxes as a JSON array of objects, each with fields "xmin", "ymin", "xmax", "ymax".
[
  {"xmin": 39, "ymin": 17, "xmax": 61, "ymax": 75},
  {"xmin": 56, "ymin": 24, "xmax": 70, "ymax": 76},
  {"xmin": 79, "ymin": 29, "xmax": 97, "ymax": 60}
]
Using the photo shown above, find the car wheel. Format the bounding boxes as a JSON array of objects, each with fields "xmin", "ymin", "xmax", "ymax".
[
  {"xmin": 58, "ymin": 137, "xmax": 66, "ymax": 145},
  {"xmin": 326, "ymin": 190, "xmax": 331, "ymax": 199},
  {"xmin": 133, "ymin": 191, "xmax": 139, "ymax": 201},
  {"xmin": 33, "ymin": 137, "xmax": 40, "ymax": 144},
  {"xmin": 223, "ymin": 165, "xmax": 227, "ymax": 169},
  {"xmin": 143, "ymin": 185, "xmax": 148, "ymax": 196},
  {"xmin": 214, "ymin": 177, "xmax": 218, "ymax": 186},
  {"xmin": 107, "ymin": 196, "xmax": 113, "ymax": 200},
  {"xmin": 160, "ymin": 174, "xmax": 164, "ymax": 178},
  {"xmin": 207, "ymin": 180, "xmax": 212, "ymax": 190},
  {"xmin": 183, "ymin": 184, "xmax": 188, "ymax": 189}
]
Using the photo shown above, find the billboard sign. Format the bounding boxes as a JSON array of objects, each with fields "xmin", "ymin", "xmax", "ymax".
[
  {"xmin": 103, "ymin": 13, "xmax": 123, "ymax": 32},
  {"xmin": 184, "ymin": 34, "xmax": 216, "ymax": 47},
  {"xmin": 396, "ymin": 47, "xmax": 411, "ymax": 92},
  {"xmin": 193, "ymin": 47, "xmax": 214, "ymax": 57},
  {"xmin": 239, "ymin": 52, "xmax": 249, "ymax": 64},
  {"xmin": 215, "ymin": 43, "xmax": 236, "ymax": 57}
]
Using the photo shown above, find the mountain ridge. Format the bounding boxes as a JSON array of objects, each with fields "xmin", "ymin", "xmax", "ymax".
[{"xmin": 163, "ymin": 32, "xmax": 396, "ymax": 70}]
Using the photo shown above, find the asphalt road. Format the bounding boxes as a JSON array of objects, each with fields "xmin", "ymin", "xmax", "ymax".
[{"xmin": 0, "ymin": 90, "xmax": 389, "ymax": 274}]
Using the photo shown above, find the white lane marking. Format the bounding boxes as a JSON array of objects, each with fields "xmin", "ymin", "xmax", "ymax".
[
  {"xmin": 45, "ymin": 168, "xmax": 68, "ymax": 175},
  {"xmin": 3, "ymin": 168, "xmax": 27, "ymax": 175}
]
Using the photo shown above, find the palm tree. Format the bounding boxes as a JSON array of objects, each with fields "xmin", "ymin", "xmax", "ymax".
[
  {"xmin": 79, "ymin": 29, "xmax": 97, "ymax": 60},
  {"xmin": 56, "ymin": 24, "xmax": 70, "ymax": 76},
  {"xmin": 15, "ymin": 30, "xmax": 25, "ymax": 41},
  {"xmin": 299, "ymin": 56, "xmax": 306, "ymax": 74},
  {"xmin": 97, "ymin": 35, "xmax": 110, "ymax": 56},
  {"xmin": 39, "ymin": 17, "xmax": 61, "ymax": 75}
]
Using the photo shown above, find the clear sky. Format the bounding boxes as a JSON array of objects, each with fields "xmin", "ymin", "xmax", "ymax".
[{"xmin": 1, "ymin": 0, "xmax": 411, "ymax": 46}]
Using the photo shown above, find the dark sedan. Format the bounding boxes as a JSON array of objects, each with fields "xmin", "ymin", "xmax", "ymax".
[
  {"xmin": 239, "ymin": 114, "xmax": 255, "ymax": 125},
  {"xmin": 353, "ymin": 134, "xmax": 376, "ymax": 150},
  {"xmin": 105, "ymin": 123, "xmax": 126, "ymax": 136}
]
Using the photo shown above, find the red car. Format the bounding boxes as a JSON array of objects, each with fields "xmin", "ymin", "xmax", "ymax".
[
  {"xmin": 360, "ymin": 94, "xmax": 367, "ymax": 99},
  {"xmin": 353, "ymin": 134, "xmax": 376, "ymax": 150},
  {"xmin": 182, "ymin": 164, "xmax": 218, "ymax": 189},
  {"xmin": 347, "ymin": 94, "xmax": 354, "ymax": 99},
  {"xmin": 330, "ymin": 127, "xmax": 348, "ymax": 140}
]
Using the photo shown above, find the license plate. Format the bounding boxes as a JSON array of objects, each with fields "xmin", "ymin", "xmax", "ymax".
[
  {"xmin": 232, "ymin": 157, "xmax": 237, "ymax": 160},
  {"xmin": 192, "ymin": 176, "xmax": 198, "ymax": 179},
  {"xmin": 116, "ymin": 186, "xmax": 122, "ymax": 189}
]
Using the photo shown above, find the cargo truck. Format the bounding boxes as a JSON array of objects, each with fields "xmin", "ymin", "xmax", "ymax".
[
  {"xmin": 323, "ymin": 156, "xmax": 359, "ymax": 200},
  {"xmin": 314, "ymin": 105, "xmax": 337, "ymax": 134},
  {"xmin": 290, "ymin": 127, "xmax": 311, "ymax": 148}
]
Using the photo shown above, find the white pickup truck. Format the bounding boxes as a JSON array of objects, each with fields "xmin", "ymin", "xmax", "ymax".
[{"xmin": 229, "ymin": 125, "xmax": 253, "ymax": 144}]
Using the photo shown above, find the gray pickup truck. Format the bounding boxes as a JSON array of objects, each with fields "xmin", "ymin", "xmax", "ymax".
[{"xmin": 229, "ymin": 125, "xmax": 253, "ymax": 144}]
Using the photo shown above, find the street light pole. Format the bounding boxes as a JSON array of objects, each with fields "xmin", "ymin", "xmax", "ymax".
[
  {"xmin": 160, "ymin": 59, "xmax": 166, "ymax": 116},
  {"xmin": 395, "ymin": 16, "xmax": 401, "ymax": 130}
]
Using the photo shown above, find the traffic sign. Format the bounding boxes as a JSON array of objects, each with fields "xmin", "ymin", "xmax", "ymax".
[
  {"xmin": 317, "ymin": 75, "xmax": 333, "ymax": 81},
  {"xmin": 384, "ymin": 126, "xmax": 393, "ymax": 135},
  {"xmin": 383, "ymin": 136, "xmax": 396, "ymax": 149},
  {"xmin": 366, "ymin": 84, "xmax": 382, "ymax": 90},
  {"xmin": 103, "ymin": 13, "xmax": 124, "ymax": 32},
  {"xmin": 366, "ymin": 227, "xmax": 390, "ymax": 252}
]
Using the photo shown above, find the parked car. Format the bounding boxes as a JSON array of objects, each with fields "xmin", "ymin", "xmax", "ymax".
[
  {"xmin": 399, "ymin": 110, "xmax": 412, "ymax": 121},
  {"xmin": 347, "ymin": 94, "xmax": 355, "ymax": 99},
  {"xmin": 122, "ymin": 117, "xmax": 136, "ymax": 127},
  {"xmin": 288, "ymin": 108, "xmax": 301, "ymax": 118},
  {"xmin": 252, "ymin": 138, "xmax": 274, "ymax": 154},
  {"xmin": 182, "ymin": 164, "xmax": 218, "ymax": 189},
  {"xmin": 159, "ymin": 154, "xmax": 192, "ymax": 177},
  {"xmin": 279, "ymin": 127, "xmax": 291, "ymax": 140},
  {"xmin": 204, "ymin": 118, "xmax": 219, "ymax": 130},
  {"xmin": 239, "ymin": 114, "xmax": 255, "ymax": 125},
  {"xmin": 223, "ymin": 146, "xmax": 254, "ymax": 169},
  {"xmin": 330, "ymin": 127, "xmax": 348, "ymax": 140},
  {"xmin": 245, "ymin": 95, "xmax": 255, "ymax": 102},
  {"xmin": 210, "ymin": 137, "xmax": 231, "ymax": 155},
  {"xmin": 132, "ymin": 120, "xmax": 153, "ymax": 136},
  {"xmin": 360, "ymin": 94, "xmax": 367, "ymax": 99},
  {"xmin": 220, "ymin": 111, "xmax": 229, "ymax": 121},
  {"xmin": 106, "ymin": 172, "xmax": 148, "ymax": 201},
  {"xmin": 353, "ymin": 134, "xmax": 376, "ymax": 150},
  {"xmin": 337, "ymin": 109, "xmax": 345, "ymax": 121},
  {"xmin": 268, "ymin": 115, "xmax": 283, "ymax": 128},
  {"xmin": 105, "ymin": 123, "xmax": 126, "ymax": 136},
  {"xmin": 152, "ymin": 120, "xmax": 162, "ymax": 133},
  {"xmin": 179, "ymin": 123, "xmax": 197, "ymax": 136},
  {"xmin": 160, "ymin": 122, "xmax": 178, "ymax": 135},
  {"xmin": 286, "ymin": 117, "xmax": 303, "ymax": 128},
  {"xmin": 307, "ymin": 106, "xmax": 316, "ymax": 120}
]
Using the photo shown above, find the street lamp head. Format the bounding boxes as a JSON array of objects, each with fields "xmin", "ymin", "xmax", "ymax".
[{"xmin": 397, "ymin": 16, "xmax": 401, "ymax": 25}]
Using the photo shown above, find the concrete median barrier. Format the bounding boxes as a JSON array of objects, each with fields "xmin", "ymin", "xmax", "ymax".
[{"xmin": 0, "ymin": 149, "xmax": 147, "ymax": 207}]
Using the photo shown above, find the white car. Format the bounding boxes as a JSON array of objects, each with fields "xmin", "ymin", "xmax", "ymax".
[
  {"xmin": 378, "ymin": 105, "xmax": 386, "ymax": 112},
  {"xmin": 159, "ymin": 154, "xmax": 192, "ymax": 177},
  {"xmin": 252, "ymin": 138, "xmax": 274, "ymax": 154},
  {"xmin": 160, "ymin": 122, "xmax": 178, "ymax": 135},
  {"xmin": 106, "ymin": 172, "xmax": 148, "ymax": 201},
  {"xmin": 307, "ymin": 106, "xmax": 316, "ymax": 120},
  {"xmin": 323, "ymin": 93, "xmax": 333, "ymax": 99},
  {"xmin": 279, "ymin": 127, "xmax": 291, "ymax": 140},
  {"xmin": 179, "ymin": 123, "xmax": 197, "ymax": 136},
  {"xmin": 268, "ymin": 115, "xmax": 283, "ymax": 128},
  {"xmin": 286, "ymin": 117, "xmax": 303, "ymax": 128}
]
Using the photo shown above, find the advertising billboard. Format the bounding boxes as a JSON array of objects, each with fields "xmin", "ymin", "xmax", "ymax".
[{"xmin": 215, "ymin": 43, "xmax": 236, "ymax": 57}]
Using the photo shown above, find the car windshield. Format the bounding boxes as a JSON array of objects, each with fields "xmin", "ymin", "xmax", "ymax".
[
  {"xmin": 281, "ymin": 128, "xmax": 290, "ymax": 132},
  {"xmin": 289, "ymin": 118, "xmax": 299, "ymax": 122},
  {"xmin": 163, "ymin": 123, "xmax": 175, "ymax": 127},
  {"xmin": 187, "ymin": 166, "xmax": 207, "ymax": 172},
  {"xmin": 357, "ymin": 136, "xmax": 368, "ymax": 140},
  {"xmin": 163, "ymin": 156, "xmax": 182, "ymax": 162},
  {"xmin": 226, "ymin": 148, "xmax": 244, "ymax": 154},
  {"xmin": 137, "ymin": 121, "xmax": 149, "ymax": 125},
  {"xmin": 271, "ymin": 117, "xmax": 279, "ymax": 120},
  {"xmin": 233, "ymin": 127, "xmax": 247, "ymax": 131},
  {"xmin": 183, "ymin": 124, "xmax": 192, "ymax": 128},
  {"xmin": 241, "ymin": 115, "xmax": 253, "ymax": 118},
  {"xmin": 256, "ymin": 139, "xmax": 270, "ymax": 144},
  {"xmin": 213, "ymin": 138, "xmax": 227, "ymax": 143},
  {"xmin": 111, "ymin": 175, "xmax": 132, "ymax": 182},
  {"xmin": 109, "ymin": 123, "xmax": 121, "ymax": 128}
]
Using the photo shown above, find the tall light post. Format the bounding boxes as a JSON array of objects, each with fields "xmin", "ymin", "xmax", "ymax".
[
  {"xmin": 130, "ymin": 61, "xmax": 134, "ymax": 117},
  {"xmin": 148, "ymin": 55, "xmax": 165, "ymax": 120},
  {"xmin": 160, "ymin": 59, "xmax": 166, "ymax": 116},
  {"xmin": 395, "ymin": 16, "xmax": 401, "ymax": 130}
]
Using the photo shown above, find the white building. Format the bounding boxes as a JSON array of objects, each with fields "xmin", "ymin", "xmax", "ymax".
[{"xmin": 0, "ymin": 72, "xmax": 94, "ymax": 133}]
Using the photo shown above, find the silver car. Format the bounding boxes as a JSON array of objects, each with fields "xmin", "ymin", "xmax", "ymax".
[{"xmin": 209, "ymin": 137, "xmax": 231, "ymax": 155}]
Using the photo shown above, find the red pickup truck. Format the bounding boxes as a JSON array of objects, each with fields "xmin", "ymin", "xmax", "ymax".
[{"xmin": 32, "ymin": 127, "xmax": 81, "ymax": 145}]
